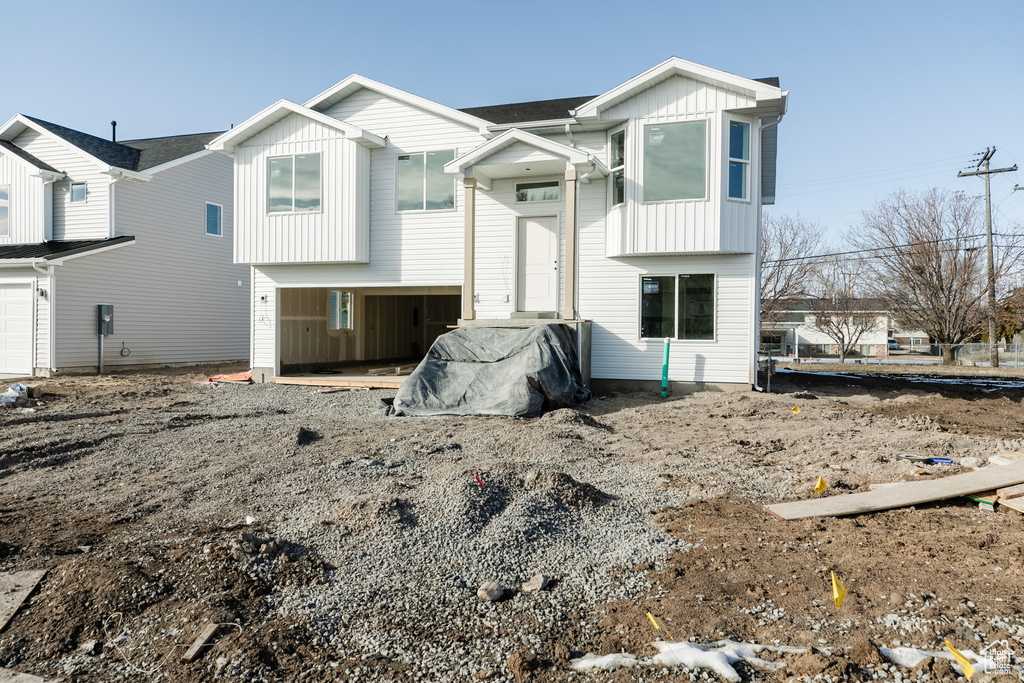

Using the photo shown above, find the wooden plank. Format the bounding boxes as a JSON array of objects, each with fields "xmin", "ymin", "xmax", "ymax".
[
  {"xmin": 997, "ymin": 483, "xmax": 1024, "ymax": 500},
  {"xmin": 0, "ymin": 570, "xmax": 46, "ymax": 633},
  {"xmin": 270, "ymin": 376, "xmax": 404, "ymax": 389},
  {"xmin": 765, "ymin": 463, "xmax": 1024, "ymax": 520},
  {"xmin": 966, "ymin": 490, "xmax": 999, "ymax": 504},
  {"xmin": 0, "ymin": 667, "xmax": 53, "ymax": 682},
  {"xmin": 999, "ymin": 497, "xmax": 1024, "ymax": 514},
  {"xmin": 180, "ymin": 623, "xmax": 219, "ymax": 663}
]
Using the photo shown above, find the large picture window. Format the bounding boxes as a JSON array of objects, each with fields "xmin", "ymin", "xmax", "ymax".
[
  {"xmin": 397, "ymin": 150, "xmax": 455, "ymax": 211},
  {"xmin": 0, "ymin": 185, "xmax": 8, "ymax": 237},
  {"xmin": 268, "ymin": 153, "xmax": 321, "ymax": 213},
  {"xmin": 643, "ymin": 121, "xmax": 706, "ymax": 202},
  {"xmin": 640, "ymin": 274, "xmax": 715, "ymax": 340},
  {"xmin": 728, "ymin": 121, "xmax": 750, "ymax": 200}
]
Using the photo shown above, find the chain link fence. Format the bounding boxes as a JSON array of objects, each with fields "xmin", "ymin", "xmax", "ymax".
[{"xmin": 762, "ymin": 342, "xmax": 1024, "ymax": 367}]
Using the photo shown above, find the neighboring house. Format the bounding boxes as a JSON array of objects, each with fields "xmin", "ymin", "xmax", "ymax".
[
  {"xmin": 761, "ymin": 299, "xmax": 931, "ymax": 357},
  {"xmin": 208, "ymin": 57, "xmax": 787, "ymax": 390},
  {"xmin": 0, "ymin": 115, "xmax": 249, "ymax": 376}
]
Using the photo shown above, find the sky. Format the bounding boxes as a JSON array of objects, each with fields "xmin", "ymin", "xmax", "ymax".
[{"xmin": 2, "ymin": 0, "xmax": 1022, "ymax": 242}]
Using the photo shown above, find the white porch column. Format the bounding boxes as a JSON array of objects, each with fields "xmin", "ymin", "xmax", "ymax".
[
  {"xmin": 563, "ymin": 168, "xmax": 577, "ymax": 319},
  {"xmin": 462, "ymin": 177, "xmax": 477, "ymax": 320}
]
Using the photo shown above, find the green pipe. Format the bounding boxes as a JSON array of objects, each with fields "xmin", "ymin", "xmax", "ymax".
[{"xmin": 661, "ymin": 338, "xmax": 670, "ymax": 398}]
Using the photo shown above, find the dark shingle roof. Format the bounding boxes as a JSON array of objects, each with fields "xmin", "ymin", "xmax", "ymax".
[
  {"xmin": 0, "ymin": 236, "xmax": 134, "ymax": 261},
  {"xmin": 754, "ymin": 77, "xmax": 780, "ymax": 87},
  {"xmin": 0, "ymin": 140, "xmax": 60, "ymax": 173},
  {"xmin": 22, "ymin": 116, "xmax": 224, "ymax": 172},
  {"xmin": 459, "ymin": 96, "xmax": 595, "ymax": 125}
]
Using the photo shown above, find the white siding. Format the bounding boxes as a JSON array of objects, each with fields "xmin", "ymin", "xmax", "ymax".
[
  {"xmin": 234, "ymin": 113, "xmax": 368, "ymax": 265},
  {"xmin": 252, "ymin": 268, "xmax": 277, "ymax": 368},
  {"xmin": 13, "ymin": 129, "xmax": 110, "ymax": 241},
  {"xmin": 601, "ymin": 75, "xmax": 759, "ymax": 257},
  {"xmin": 0, "ymin": 150, "xmax": 47, "ymax": 244},
  {"xmin": 0, "ymin": 268, "xmax": 47, "ymax": 373},
  {"xmin": 53, "ymin": 153, "xmax": 249, "ymax": 368}
]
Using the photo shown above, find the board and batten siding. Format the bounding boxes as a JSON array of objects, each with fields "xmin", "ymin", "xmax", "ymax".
[
  {"xmin": 12, "ymin": 128, "xmax": 111, "ymax": 241},
  {"xmin": 601, "ymin": 75, "xmax": 759, "ymax": 257},
  {"xmin": 234, "ymin": 113, "xmax": 369, "ymax": 265},
  {"xmin": 0, "ymin": 150, "xmax": 47, "ymax": 244},
  {"xmin": 53, "ymin": 152, "xmax": 248, "ymax": 368}
]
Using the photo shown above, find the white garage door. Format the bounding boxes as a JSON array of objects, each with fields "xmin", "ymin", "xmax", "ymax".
[{"xmin": 0, "ymin": 283, "xmax": 32, "ymax": 375}]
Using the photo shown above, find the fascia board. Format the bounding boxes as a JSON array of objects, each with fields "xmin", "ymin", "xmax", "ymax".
[
  {"xmin": 48, "ymin": 237, "xmax": 135, "ymax": 263},
  {"xmin": 304, "ymin": 74, "xmax": 493, "ymax": 136},
  {"xmin": 206, "ymin": 100, "xmax": 384, "ymax": 153},
  {"xmin": 141, "ymin": 149, "xmax": 213, "ymax": 175},
  {"xmin": 574, "ymin": 57, "xmax": 783, "ymax": 120},
  {"xmin": 0, "ymin": 145, "xmax": 59, "ymax": 176},
  {"xmin": 446, "ymin": 129, "xmax": 594, "ymax": 175}
]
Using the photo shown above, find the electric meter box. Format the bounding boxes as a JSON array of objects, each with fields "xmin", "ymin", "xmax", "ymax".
[{"xmin": 97, "ymin": 304, "xmax": 114, "ymax": 336}]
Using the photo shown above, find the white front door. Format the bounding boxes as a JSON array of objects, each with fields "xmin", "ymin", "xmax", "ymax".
[
  {"xmin": 516, "ymin": 216, "xmax": 558, "ymax": 313},
  {"xmin": 0, "ymin": 283, "xmax": 32, "ymax": 374}
]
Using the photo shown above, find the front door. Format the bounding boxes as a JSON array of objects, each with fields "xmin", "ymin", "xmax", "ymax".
[{"xmin": 516, "ymin": 216, "xmax": 558, "ymax": 313}]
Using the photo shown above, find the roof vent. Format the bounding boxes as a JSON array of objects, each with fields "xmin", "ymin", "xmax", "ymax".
[{"xmin": 111, "ymin": 121, "xmax": 117, "ymax": 143}]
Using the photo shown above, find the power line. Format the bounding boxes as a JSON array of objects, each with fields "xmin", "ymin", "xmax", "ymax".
[
  {"xmin": 765, "ymin": 234, "xmax": 987, "ymax": 264},
  {"xmin": 776, "ymin": 155, "xmax": 969, "ymax": 189}
]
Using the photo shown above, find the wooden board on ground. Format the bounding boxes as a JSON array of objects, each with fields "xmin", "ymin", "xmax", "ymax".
[
  {"xmin": 0, "ymin": 570, "xmax": 46, "ymax": 633},
  {"xmin": 180, "ymin": 623, "xmax": 219, "ymax": 663},
  {"xmin": 270, "ymin": 376, "xmax": 404, "ymax": 389},
  {"xmin": 0, "ymin": 667, "xmax": 54, "ymax": 682},
  {"xmin": 366, "ymin": 364, "xmax": 418, "ymax": 377},
  {"xmin": 997, "ymin": 482, "xmax": 1024, "ymax": 500},
  {"xmin": 765, "ymin": 463, "xmax": 1024, "ymax": 520},
  {"xmin": 966, "ymin": 490, "xmax": 999, "ymax": 504},
  {"xmin": 999, "ymin": 497, "xmax": 1024, "ymax": 514}
]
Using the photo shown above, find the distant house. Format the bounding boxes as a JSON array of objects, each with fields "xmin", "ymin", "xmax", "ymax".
[
  {"xmin": 208, "ymin": 57, "xmax": 788, "ymax": 390},
  {"xmin": 0, "ymin": 115, "xmax": 248, "ymax": 376},
  {"xmin": 761, "ymin": 298, "xmax": 931, "ymax": 357}
]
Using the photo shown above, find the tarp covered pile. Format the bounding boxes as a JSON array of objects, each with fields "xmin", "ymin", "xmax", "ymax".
[{"xmin": 383, "ymin": 324, "xmax": 590, "ymax": 417}]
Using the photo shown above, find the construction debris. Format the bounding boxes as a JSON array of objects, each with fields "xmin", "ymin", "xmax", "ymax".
[
  {"xmin": 180, "ymin": 623, "xmax": 219, "ymax": 663},
  {"xmin": 0, "ymin": 570, "xmax": 46, "ymax": 633},
  {"xmin": 0, "ymin": 666, "xmax": 54, "ymax": 682}
]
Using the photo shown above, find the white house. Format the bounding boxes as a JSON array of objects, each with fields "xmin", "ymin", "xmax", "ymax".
[
  {"xmin": 208, "ymin": 58, "xmax": 787, "ymax": 390},
  {"xmin": 0, "ymin": 115, "xmax": 249, "ymax": 376}
]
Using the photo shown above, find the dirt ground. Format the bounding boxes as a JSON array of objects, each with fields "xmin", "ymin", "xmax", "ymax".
[{"xmin": 1, "ymin": 365, "xmax": 1023, "ymax": 682}]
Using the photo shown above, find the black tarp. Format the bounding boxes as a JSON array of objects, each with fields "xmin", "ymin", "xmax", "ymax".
[{"xmin": 382, "ymin": 324, "xmax": 590, "ymax": 417}]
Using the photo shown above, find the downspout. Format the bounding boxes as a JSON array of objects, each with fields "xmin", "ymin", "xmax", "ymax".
[
  {"xmin": 752, "ymin": 114, "xmax": 784, "ymax": 392},
  {"xmin": 31, "ymin": 260, "xmax": 57, "ymax": 373}
]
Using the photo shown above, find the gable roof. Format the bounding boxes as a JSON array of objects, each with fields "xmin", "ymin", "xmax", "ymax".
[
  {"xmin": 459, "ymin": 96, "xmax": 595, "ymax": 125},
  {"xmin": 206, "ymin": 99, "xmax": 385, "ymax": 154},
  {"xmin": 0, "ymin": 140, "xmax": 61, "ymax": 174},
  {"xmin": 446, "ymin": 128, "xmax": 607, "ymax": 178},
  {"xmin": 304, "ymin": 74, "xmax": 493, "ymax": 136},
  {"xmin": 2, "ymin": 115, "xmax": 224, "ymax": 174}
]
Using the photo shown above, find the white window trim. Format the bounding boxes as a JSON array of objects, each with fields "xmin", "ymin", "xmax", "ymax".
[
  {"xmin": 608, "ymin": 126, "xmax": 626, "ymax": 209},
  {"xmin": 639, "ymin": 117, "xmax": 711, "ymax": 206},
  {"xmin": 637, "ymin": 272, "xmax": 717, "ymax": 342},
  {"xmin": 395, "ymin": 149, "xmax": 458, "ymax": 214},
  {"xmin": 514, "ymin": 178, "xmax": 562, "ymax": 204},
  {"xmin": 266, "ymin": 153, "xmax": 323, "ymax": 216},
  {"xmin": 69, "ymin": 181, "xmax": 88, "ymax": 204},
  {"xmin": 726, "ymin": 118, "xmax": 751, "ymax": 204},
  {"xmin": 205, "ymin": 201, "xmax": 223, "ymax": 237}
]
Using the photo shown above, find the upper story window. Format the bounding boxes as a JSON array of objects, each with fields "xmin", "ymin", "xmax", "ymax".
[
  {"xmin": 0, "ymin": 185, "xmax": 8, "ymax": 237},
  {"xmin": 206, "ymin": 202, "xmax": 222, "ymax": 236},
  {"xmin": 728, "ymin": 122, "xmax": 750, "ymax": 200},
  {"xmin": 515, "ymin": 181, "xmax": 559, "ymax": 202},
  {"xmin": 397, "ymin": 150, "xmax": 455, "ymax": 211},
  {"xmin": 610, "ymin": 130, "xmax": 625, "ymax": 206},
  {"xmin": 639, "ymin": 273, "xmax": 715, "ymax": 340},
  {"xmin": 643, "ymin": 121, "xmax": 706, "ymax": 203},
  {"xmin": 268, "ymin": 153, "xmax": 321, "ymax": 214},
  {"xmin": 70, "ymin": 182, "xmax": 87, "ymax": 203}
]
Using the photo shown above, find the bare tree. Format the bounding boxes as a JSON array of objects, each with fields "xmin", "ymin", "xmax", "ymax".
[
  {"xmin": 807, "ymin": 255, "xmax": 881, "ymax": 362},
  {"xmin": 760, "ymin": 214, "xmax": 824, "ymax": 327},
  {"xmin": 855, "ymin": 189, "xmax": 1021, "ymax": 364}
]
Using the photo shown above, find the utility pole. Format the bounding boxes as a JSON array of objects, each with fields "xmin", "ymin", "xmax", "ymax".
[{"xmin": 958, "ymin": 147, "xmax": 1017, "ymax": 368}]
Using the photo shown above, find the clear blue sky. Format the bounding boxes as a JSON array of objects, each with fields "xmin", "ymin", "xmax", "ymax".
[{"xmin": 3, "ymin": 0, "xmax": 1022, "ymax": 238}]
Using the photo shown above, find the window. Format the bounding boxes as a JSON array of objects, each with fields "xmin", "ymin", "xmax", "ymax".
[
  {"xmin": 70, "ymin": 182, "xmax": 87, "ymax": 203},
  {"xmin": 206, "ymin": 202, "xmax": 222, "ymax": 236},
  {"xmin": 268, "ymin": 153, "xmax": 321, "ymax": 213},
  {"xmin": 643, "ymin": 120, "xmax": 706, "ymax": 202},
  {"xmin": 728, "ymin": 121, "xmax": 750, "ymax": 200},
  {"xmin": 515, "ymin": 181, "xmax": 559, "ymax": 202},
  {"xmin": 639, "ymin": 274, "xmax": 715, "ymax": 340},
  {"xmin": 397, "ymin": 150, "xmax": 455, "ymax": 211},
  {"xmin": 329, "ymin": 290, "xmax": 353, "ymax": 330},
  {"xmin": 0, "ymin": 185, "xmax": 8, "ymax": 237},
  {"xmin": 610, "ymin": 129, "xmax": 625, "ymax": 206}
]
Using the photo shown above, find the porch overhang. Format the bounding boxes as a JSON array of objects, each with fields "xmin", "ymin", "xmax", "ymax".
[{"xmin": 444, "ymin": 128, "xmax": 606, "ymax": 190}]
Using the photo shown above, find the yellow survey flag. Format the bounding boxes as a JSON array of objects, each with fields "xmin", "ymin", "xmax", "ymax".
[
  {"xmin": 792, "ymin": 405, "xmax": 800, "ymax": 415},
  {"xmin": 646, "ymin": 612, "xmax": 675, "ymax": 641},
  {"xmin": 814, "ymin": 477, "xmax": 828, "ymax": 494},
  {"xmin": 830, "ymin": 570, "xmax": 846, "ymax": 608},
  {"xmin": 944, "ymin": 640, "xmax": 975, "ymax": 679}
]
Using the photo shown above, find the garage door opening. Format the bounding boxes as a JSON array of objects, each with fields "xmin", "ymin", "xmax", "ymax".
[{"xmin": 278, "ymin": 286, "xmax": 461, "ymax": 376}]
